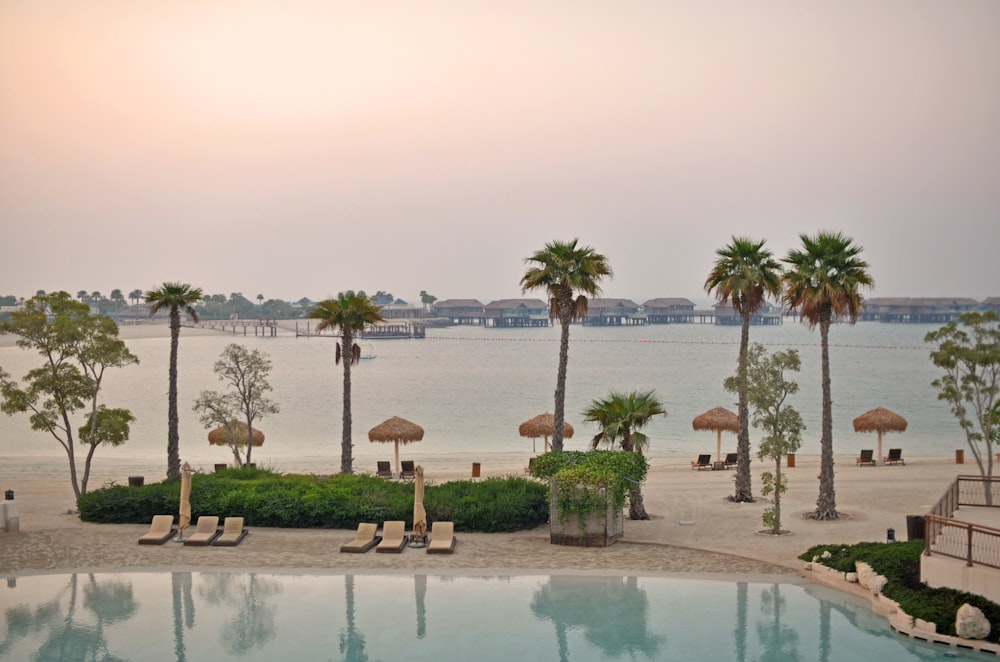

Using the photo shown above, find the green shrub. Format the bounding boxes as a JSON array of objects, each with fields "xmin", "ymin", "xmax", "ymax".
[
  {"xmin": 78, "ymin": 471, "xmax": 548, "ymax": 532},
  {"xmin": 800, "ymin": 540, "xmax": 1000, "ymax": 642}
]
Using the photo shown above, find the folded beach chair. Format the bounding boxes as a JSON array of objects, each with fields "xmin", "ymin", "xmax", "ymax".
[
  {"xmin": 691, "ymin": 454, "xmax": 712, "ymax": 470},
  {"xmin": 376, "ymin": 520, "xmax": 408, "ymax": 553},
  {"xmin": 400, "ymin": 461, "xmax": 416, "ymax": 480},
  {"xmin": 213, "ymin": 517, "xmax": 249, "ymax": 546},
  {"xmin": 183, "ymin": 516, "xmax": 221, "ymax": 546},
  {"xmin": 137, "ymin": 515, "xmax": 177, "ymax": 545},
  {"xmin": 856, "ymin": 449, "xmax": 876, "ymax": 466},
  {"xmin": 376, "ymin": 461, "xmax": 393, "ymax": 478},
  {"xmin": 723, "ymin": 453, "xmax": 738, "ymax": 469},
  {"xmin": 340, "ymin": 522, "xmax": 382, "ymax": 553},
  {"xmin": 884, "ymin": 448, "xmax": 905, "ymax": 466},
  {"xmin": 427, "ymin": 521, "xmax": 456, "ymax": 554}
]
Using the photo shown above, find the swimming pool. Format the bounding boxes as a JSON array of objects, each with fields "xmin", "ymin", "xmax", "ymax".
[{"xmin": 0, "ymin": 571, "xmax": 991, "ymax": 661}]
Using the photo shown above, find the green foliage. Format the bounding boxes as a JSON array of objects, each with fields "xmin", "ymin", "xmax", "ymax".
[
  {"xmin": 800, "ymin": 540, "xmax": 1000, "ymax": 641},
  {"xmin": 529, "ymin": 450, "xmax": 648, "ymax": 519},
  {"xmin": 78, "ymin": 407, "xmax": 135, "ymax": 446},
  {"xmin": 583, "ymin": 390, "xmax": 666, "ymax": 454},
  {"xmin": 77, "ymin": 470, "xmax": 549, "ymax": 532}
]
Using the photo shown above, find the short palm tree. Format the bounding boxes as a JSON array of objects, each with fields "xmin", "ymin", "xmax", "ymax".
[
  {"xmin": 704, "ymin": 236, "xmax": 783, "ymax": 502},
  {"xmin": 583, "ymin": 390, "xmax": 666, "ymax": 520},
  {"xmin": 309, "ymin": 291, "xmax": 384, "ymax": 474},
  {"xmin": 783, "ymin": 231, "xmax": 873, "ymax": 520},
  {"xmin": 521, "ymin": 239, "xmax": 612, "ymax": 451},
  {"xmin": 145, "ymin": 282, "xmax": 204, "ymax": 478}
]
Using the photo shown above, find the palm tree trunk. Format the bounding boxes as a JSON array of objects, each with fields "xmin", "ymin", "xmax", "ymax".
[
  {"xmin": 167, "ymin": 307, "xmax": 181, "ymax": 479},
  {"xmin": 813, "ymin": 316, "xmax": 838, "ymax": 519},
  {"xmin": 733, "ymin": 313, "xmax": 753, "ymax": 502},
  {"xmin": 552, "ymin": 309, "xmax": 572, "ymax": 452},
  {"xmin": 628, "ymin": 485, "xmax": 649, "ymax": 520},
  {"xmin": 341, "ymin": 329, "xmax": 354, "ymax": 474}
]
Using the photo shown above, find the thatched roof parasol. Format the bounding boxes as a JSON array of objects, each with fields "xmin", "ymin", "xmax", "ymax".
[
  {"xmin": 692, "ymin": 406, "xmax": 739, "ymax": 462},
  {"xmin": 519, "ymin": 413, "xmax": 574, "ymax": 453},
  {"xmin": 208, "ymin": 422, "xmax": 265, "ymax": 446},
  {"xmin": 853, "ymin": 407, "xmax": 907, "ymax": 465},
  {"xmin": 369, "ymin": 416, "xmax": 424, "ymax": 476}
]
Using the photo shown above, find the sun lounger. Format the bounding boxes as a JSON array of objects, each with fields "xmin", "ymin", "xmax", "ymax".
[
  {"xmin": 137, "ymin": 515, "xmax": 177, "ymax": 545},
  {"xmin": 856, "ymin": 449, "xmax": 876, "ymax": 466},
  {"xmin": 723, "ymin": 453, "xmax": 738, "ymax": 469},
  {"xmin": 376, "ymin": 461, "xmax": 393, "ymax": 478},
  {"xmin": 691, "ymin": 454, "xmax": 712, "ymax": 470},
  {"xmin": 183, "ymin": 516, "xmax": 221, "ymax": 546},
  {"xmin": 376, "ymin": 520, "xmax": 408, "ymax": 553},
  {"xmin": 884, "ymin": 448, "xmax": 905, "ymax": 465},
  {"xmin": 213, "ymin": 517, "xmax": 248, "ymax": 546},
  {"xmin": 427, "ymin": 521, "xmax": 456, "ymax": 554},
  {"xmin": 400, "ymin": 461, "xmax": 416, "ymax": 480},
  {"xmin": 340, "ymin": 522, "xmax": 382, "ymax": 553}
]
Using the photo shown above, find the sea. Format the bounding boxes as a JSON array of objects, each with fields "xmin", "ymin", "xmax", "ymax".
[{"xmin": 0, "ymin": 319, "xmax": 964, "ymax": 483}]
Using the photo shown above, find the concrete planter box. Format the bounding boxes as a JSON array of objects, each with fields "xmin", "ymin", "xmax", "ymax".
[{"xmin": 548, "ymin": 480, "xmax": 624, "ymax": 547}]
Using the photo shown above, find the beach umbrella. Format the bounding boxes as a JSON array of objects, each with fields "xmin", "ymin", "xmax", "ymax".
[
  {"xmin": 368, "ymin": 416, "xmax": 424, "ymax": 477},
  {"xmin": 853, "ymin": 407, "xmax": 908, "ymax": 466},
  {"xmin": 519, "ymin": 413, "xmax": 575, "ymax": 453},
  {"xmin": 208, "ymin": 422, "xmax": 265, "ymax": 446},
  {"xmin": 413, "ymin": 464, "xmax": 426, "ymax": 539},
  {"xmin": 692, "ymin": 406, "xmax": 739, "ymax": 462},
  {"xmin": 177, "ymin": 461, "xmax": 192, "ymax": 542}
]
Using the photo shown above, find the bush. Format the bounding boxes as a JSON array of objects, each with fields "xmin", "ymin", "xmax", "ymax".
[
  {"xmin": 78, "ymin": 470, "xmax": 549, "ymax": 533},
  {"xmin": 800, "ymin": 541, "xmax": 1000, "ymax": 642}
]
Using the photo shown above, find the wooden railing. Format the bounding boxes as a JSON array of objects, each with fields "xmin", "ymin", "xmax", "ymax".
[{"xmin": 925, "ymin": 475, "xmax": 1000, "ymax": 568}]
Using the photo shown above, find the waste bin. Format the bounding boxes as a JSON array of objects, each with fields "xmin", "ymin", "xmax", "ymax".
[
  {"xmin": 472, "ymin": 462, "xmax": 481, "ymax": 478},
  {"xmin": 786, "ymin": 453, "xmax": 796, "ymax": 468},
  {"xmin": 956, "ymin": 449, "xmax": 964, "ymax": 464},
  {"xmin": 906, "ymin": 515, "xmax": 926, "ymax": 541},
  {"xmin": 128, "ymin": 476, "xmax": 144, "ymax": 488}
]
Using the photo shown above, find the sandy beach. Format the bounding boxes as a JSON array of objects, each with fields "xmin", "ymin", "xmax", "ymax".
[{"xmin": 1, "ymin": 452, "xmax": 959, "ymax": 578}]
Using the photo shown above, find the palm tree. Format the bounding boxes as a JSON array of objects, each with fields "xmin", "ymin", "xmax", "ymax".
[
  {"xmin": 521, "ymin": 239, "xmax": 612, "ymax": 451},
  {"xmin": 783, "ymin": 231, "xmax": 873, "ymax": 520},
  {"xmin": 129, "ymin": 289, "xmax": 143, "ymax": 307},
  {"xmin": 145, "ymin": 282, "xmax": 204, "ymax": 478},
  {"xmin": 705, "ymin": 236, "xmax": 783, "ymax": 502},
  {"xmin": 583, "ymin": 390, "xmax": 666, "ymax": 520},
  {"xmin": 110, "ymin": 289, "xmax": 124, "ymax": 313},
  {"xmin": 309, "ymin": 291, "xmax": 384, "ymax": 474}
]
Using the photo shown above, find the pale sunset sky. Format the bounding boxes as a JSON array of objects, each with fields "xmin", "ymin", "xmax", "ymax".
[{"xmin": 1, "ymin": 1, "xmax": 998, "ymax": 304}]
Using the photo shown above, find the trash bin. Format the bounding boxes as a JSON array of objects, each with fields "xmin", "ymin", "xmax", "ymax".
[
  {"xmin": 906, "ymin": 515, "xmax": 926, "ymax": 541},
  {"xmin": 472, "ymin": 462, "xmax": 481, "ymax": 478},
  {"xmin": 128, "ymin": 476, "xmax": 144, "ymax": 488},
  {"xmin": 956, "ymin": 449, "xmax": 964, "ymax": 464},
  {"xmin": 786, "ymin": 453, "xmax": 796, "ymax": 468}
]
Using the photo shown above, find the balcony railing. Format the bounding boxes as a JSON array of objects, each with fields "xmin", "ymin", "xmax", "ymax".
[{"xmin": 925, "ymin": 475, "xmax": 1000, "ymax": 568}]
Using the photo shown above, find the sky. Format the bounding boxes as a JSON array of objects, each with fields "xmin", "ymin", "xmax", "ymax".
[{"xmin": 2, "ymin": 0, "xmax": 998, "ymax": 305}]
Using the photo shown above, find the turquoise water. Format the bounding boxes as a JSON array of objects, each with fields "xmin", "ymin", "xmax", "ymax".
[
  {"xmin": 0, "ymin": 572, "xmax": 990, "ymax": 661},
  {"xmin": 0, "ymin": 321, "xmax": 958, "ymax": 480}
]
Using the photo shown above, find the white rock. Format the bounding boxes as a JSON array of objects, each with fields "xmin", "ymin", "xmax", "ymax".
[
  {"xmin": 956, "ymin": 603, "xmax": 991, "ymax": 640},
  {"xmin": 821, "ymin": 550, "xmax": 832, "ymax": 559},
  {"xmin": 914, "ymin": 618, "xmax": 936, "ymax": 634},
  {"xmin": 855, "ymin": 562, "xmax": 888, "ymax": 594},
  {"xmin": 845, "ymin": 572, "xmax": 858, "ymax": 583}
]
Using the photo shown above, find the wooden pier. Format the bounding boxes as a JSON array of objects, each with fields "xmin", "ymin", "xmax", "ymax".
[
  {"xmin": 198, "ymin": 320, "xmax": 278, "ymax": 337},
  {"xmin": 294, "ymin": 321, "xmax": 425, "ymax": 339}
]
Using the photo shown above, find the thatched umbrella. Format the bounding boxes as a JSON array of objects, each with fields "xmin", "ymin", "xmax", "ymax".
[
  {"xmin": 413, "ymin": 465, "xmax": 426, "ymax": 539},
  {"xmin": 208, "ymin": 422, "xmax": 264, "ymax": 466},
  {"xmin": 368, "ymin": 416, "xmax": 424, "ymax": 477},
  {"xmin": 177, "ymin": 462, "xmax": 192, "ymax": 542},
  {"xmin": 692, "ymin": 406, "xmax": 739, "ymax": 462},
  {"xmin": 519, "ymin": 413, "xmax": 574, "ymax": 453},
  {"xmin": 853, "ymin": 407, "xmax": 908, "ymax": 466}
]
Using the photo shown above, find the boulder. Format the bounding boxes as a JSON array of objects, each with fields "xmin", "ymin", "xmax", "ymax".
[
  {"xmin": 855, "ymin": 561, "xmax": 888, "ymax": 594},
  {"xmin": 956, "ymin": 603, "xmax": 991, "ymax": 640}
]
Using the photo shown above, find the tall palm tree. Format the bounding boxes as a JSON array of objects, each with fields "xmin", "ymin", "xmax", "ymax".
[
  {"xmin": 705, "ymin": 236, "xmax": 783, "ymax": 502},
  {"xmin": 145, "ymin": 282, "xmax": 204, "ymax": 478},
  {"xmin": 783, "ymin": 231, "xmax": 873, "ymax": 520},
  {"xmin": 521, "ymin": 239, "xmax": 612, "ymax": 451},
  {"xmin": 129, "ymin": 289, "xmax": 143, "ymax": 307},
  {"xmin": 110, "ymin": 289, "xmax": 125, "ymax": 313},
  {"xmin": 583, "ymin": 390, "xmax": 666, "ymax": 520},
  {"xmin": 309, "ymin": 291, "xmax": 384, "ymax": 474}
]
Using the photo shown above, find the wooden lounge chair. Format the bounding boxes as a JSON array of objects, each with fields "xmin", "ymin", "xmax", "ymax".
[
  {"xmin": 691, "ymin": 454, "xmax": 712, "ymax": 470},
  {"xmin": 340, "ymin": 522, "xmax": 382, "ymax": 553},
  {"xmin": 884, "ymin": 448, "xmax": 905, "ymax": 466},
  {"xmin": 137, "ymin": 515, "xmax": 176, "ymax": 545},
  {"xmin": 427, "ymin": 521, "xmax": 456, "ymax": 554},
  {"xmin": 376, "ymin": 520, "xmax": 408, "ymax": 553},
  {"xmin": 183, "ymin": 516, "xmax": 221, "ymax": 546},
  {"xmin": 213, "ymin": 517, "xmax": 248, "ymax": 546},
  {"xmin": 400, "ymin": 461, "xmax": 416, "ymax": 480},
  {"xmin": 856, "ymin": 449, "xmax": 876, "ymax": 466},
  {"xmin": 723, "ymin": 453, "xmax": 738, "ymax": 469},
  {"xmin": 376, "ymin": 461, "xmax": 393, "ymax": 478}
]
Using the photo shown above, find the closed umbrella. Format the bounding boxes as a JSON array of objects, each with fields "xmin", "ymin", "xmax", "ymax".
[
  {"xmin": 519, "ymin": 413, "xmax": 574, "ymax": 453},
  {"xmin": 853, "ymin": 407, "xmax": 908, "ymax": 466},
  {"xmin": 692, "ymin": 407, "xmax": 739, "ymax": 462},
  {"xmin": 368, "ymin": 416, "xmax": 424, "ymax": 478},
  {"xmin": 176, "ymin": 461, "xmax": 192, "ymax": 542},
  {"xmin": 413, "ymin": 465, "xmax": 426, "ymax": 541}
]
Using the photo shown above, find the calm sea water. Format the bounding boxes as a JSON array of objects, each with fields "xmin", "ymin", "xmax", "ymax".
[{"xmin": 0, "ymin": 321, "xmax": 959, "ymax": 479}]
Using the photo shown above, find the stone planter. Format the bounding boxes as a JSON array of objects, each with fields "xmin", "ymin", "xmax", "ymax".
[{"xmin": 548, "ymin": 480, "xmax": 624, "ymax": 547}]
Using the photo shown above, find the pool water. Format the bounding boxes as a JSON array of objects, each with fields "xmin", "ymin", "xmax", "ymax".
[{"xmin": 0, "ymin": 572, "xmax": 992, "ymax": 661}]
